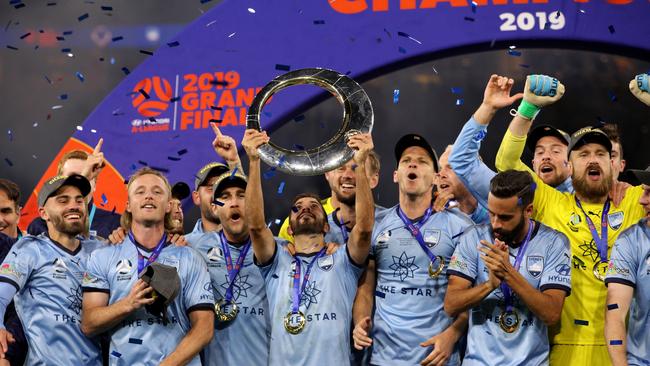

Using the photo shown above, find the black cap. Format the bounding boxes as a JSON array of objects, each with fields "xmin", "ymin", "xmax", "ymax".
[
  {"xmin": 619, "ymin": 166, "xmax": 650, "ymax": 186},
  {"xmin": 139, "ymin": 262, "xmax": 180, "ymax": 324},
  {"xmin": 394, "ymin": 134, "xmax": 439, "ymax": 172},
  {"xmin": 212, "ymin": 172, "xmax": 248, "ymax": 203},
  {"xmin": 38, "ymin": 174, "xmax": 91, "ymax": 207},
  {"xmin": 568, "ymin": 127, "xmax": 612, "ymax": 154},
  {"xmin": 171, "ymin": 182, "xmax": 190, "ymax": 201},
  {"xmin": 526, "ymin": 124, "xmax": 570, "ymax": 152},
  {"xmin": 194, "ymin": 162, "xmax": 229, "ymax": 190}
]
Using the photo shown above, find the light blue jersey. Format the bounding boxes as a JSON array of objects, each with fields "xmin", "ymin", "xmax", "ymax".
[
  {"xmin": 82, "ymin": 236, "xmax": 214, "ymax": 366},
  {"xmin": 190, "ymin": 231, "xmax": 270, "ymax": 366},
  {"xmin": 258, "ymin": 239, "xmax": 364, "ymax": 366},
  {"xmin": 185, "ymin": 218, "xmax": 206, "ymax": 247},
  {"xmin": 449, "ymin": 117, "xmax": 573, "ymax": 211},
  {"xmin": 605, "ymin": 219, "xmax": 650, "ymax": 366},
  {"xmin": 0, "ymin": 233, "xmax": 102, "ymax": 365},
  {"xmin": 370, "ymin": 205, "xmax": 473, "ymax": 366},
  {"xmin": 325, "ymin": 206, "xmax": 391, "ymax": 245},
  {"xmin": 448, "ymin": 222, "xmax": 571, "ymax": 366}
]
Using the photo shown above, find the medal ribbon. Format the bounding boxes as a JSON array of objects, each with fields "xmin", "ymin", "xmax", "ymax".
[
  {"xmin": 219, "ymin": 231, "xmax": 251, "ymax": 303},
  {"xmin": 128, "ymin": 231, "xmax": 167, "ymax": 274},
  {"xmin": 500, "ymin": 220, "xmax": 534, "ymax": 312},
  {"xmin": 290, "ymin": 247, "xmax": 327, "ymax": 315},
  {"xmin": 574, "ymin": 197, "xmax": 610, "ymax": 264},
  {"xmin": 334, "ymin": 209, "xmax": 350, "ymax": 244},
  {"xmin": 396, "ymin": 206, "xmax": 440, "ymax": 267}
]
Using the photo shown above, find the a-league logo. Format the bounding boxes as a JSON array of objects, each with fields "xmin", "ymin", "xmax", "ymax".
[{"xmin": 131, "ymin": 76, "xmax": 173, "ymax": 117}]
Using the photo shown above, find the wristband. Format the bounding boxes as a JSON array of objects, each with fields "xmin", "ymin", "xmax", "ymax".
[{"xmin": 517, "ymin": 99, "xmax": 541, "ymax": 120}]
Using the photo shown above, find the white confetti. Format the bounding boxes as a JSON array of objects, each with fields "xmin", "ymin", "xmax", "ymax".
[
  {"xmin": 76, "ymin": 126, "xmax": 83, "ymax": 131},
  {"xmin": 51, "ymin": 105, "xmax": 63, "ymax": 110},
  {"xmin": 228, "ymin": 32, "xmax": 236, "ymax": 38},
  {"xmin": 247, "ymin": 8, "xmax": 256, "ymax": 13}
]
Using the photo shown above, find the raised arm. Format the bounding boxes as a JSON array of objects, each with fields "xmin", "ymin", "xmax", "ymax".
[
  {"xmin": 81, "ymin": 279, "xmax": 154, "ymax": 337},
  {"xmin": 629, "ymin": 73, "xmax": 650, "ymax": 107},
  {"xmin": 211, "ymin": 123, "xmax": 244, "ymax": 174},
  {"xmin": 450, "ymin": 74, "xmax": 523, "ymax": 207},
  {"xmin": 352, "ymin": 259, "xmax": 376, "ymax": 350},
  {"xmin": 242, "ymin": 129, "xmax": 276, "ymax": 264},
  {"xmin": 495, "ymin": 75, "xmax": 565, "ymax": 172},
  {"xmin": 347, "ymin": 133, "xmax": 375, "ymax": 264},
  {"xmin": 160, "ymin": 310, "xmax": 214, "ymax": 366}
]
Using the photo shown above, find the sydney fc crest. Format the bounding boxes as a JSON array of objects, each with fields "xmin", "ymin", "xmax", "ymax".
[
  {"xmin": 423, "ymin": 229, "xmax": 441, "ymax": 248},
  {"xmin": 608, "ymin": 212, "xmax": 624, "ymax": 231},
  {"xmin": 317, "ymin": 255, "xmax": 334, "ymax": 271},
  {"xmin": 526, "ymin": 255, "xmax": 544, "ymax": 278}
]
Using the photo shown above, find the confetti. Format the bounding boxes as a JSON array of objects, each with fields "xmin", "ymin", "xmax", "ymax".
[
  {"xmin": 574, "ymin": 319, "xmax": 589, "ymax": 326},
  {"xmin": 6, "ymin": 46, "xmax": 18, "ymax": 51},
  {"xmin": 456, "ymin": 99, "xmax": 464, "ymax": 106},
  {"xmin": 294, "ymin": 115, "xmax": 305, "ymax": 123},
  {"xmin": 393, "ymin": 89, "xmax": 400, "ymax": 104},
  {"xmin": 56, "ymin": 36, "xmax": 65, "ymax": 41},
  {"xmin": 579, "ymin": 9, "xmax": 586, "ymax": 14},
  {"xmin": 247, "ymin": 8, "xmax": 256, "ymax": 13},
  {"xmin": 609, "ymin": 340, "xmax": 623, "ymax": 345},
  {"xmin": 112, "ymin": 36, "xmax": 123, "ymax": 42},
  {"xmin": 14, "ymin": 3, "xmax": 25, "ymax": 9},
  {"xmin": 61, "ymin": 48, "xmax": 71, "ymax": 53},
  {"xmin": 121, "ymin": 67, "xmax": 130, "ymax": 75},
  {"xmin": 177, "ymin": 149, "xmax": 188, "ymax": 155},
  {"xmin": 608, "ymin": 91, "xmax": 617, "ymax": 102},
  {"xmin": 471, "ymin": 1, "xmax": 477, "ymax": 13},
  {"xmin": 507, "ymin": 49, "xmax": 522, "ymax": 57},
  {"xmin": 383, "ymin": 28, "xmax": 392, "ymax": 38},
  {"xmin": 110, "ymin": 57, "xmax": 116, "ymax": 64},
  {"xmin": 464, "ymin": 17, "xmax": 475, "ymax": 22},
  {"xmin": 128, "ymin": 338, "xmax": 143, "ymax": 345},
  {"xmin": 451, "ymin": 87, "xmax": 463, "ymax": 94},
  {"xmin": 228, "ymin": 32, "xmax": 236, "ymax": 38},
  {"xmin": 167, "ymin": 156, "xmax": 181, "ymax": 161},
  {"xmin": 4, "ymin": 158, "xmax": 13, "ymax": 167},
  {"xmin": 78, "ymin": 13, "xmax": 89, "ymax": 22},
  {"xmin": 44, "ymin": 75, "xmax": 52, "ymax": 84},
  {"xmin": 230, "ymin": 167, "xmax": 239, "ymax": 177},
  {"xmin": 167, "ymin": 41, "xmax": 180, "ymax": 47},
  {"xmin": 91, "ymin": 129, "xmax": 97, "ymax": 133},
  {"xmin": 32, "ymin": 122, "xmax": 38, "ymax": 127},
  {"xmin": 32, "ymin": 155, "xmax": 37, "ymax": 159},
  {"xmin": 206, "ymin": 20, "xmax": 217, "ymax": 27},
  {"xmin": 170, "ymin": 96, "xmax": 180, "ymax": 102},
  {"xmin": 200, "ymin": 0, "xmax": 212, "ymax": 3},
  {"xmin": 59, "ymin": 94, "xmax": 68, "ymax": 100},
  {"xmin": 101, "ymin": 5, "xmax": 113, "ymax": 11},
  {"xmin": 7, "ymin": 130, "xmax": 13, "ymax": 142},
  {"xmin": 607, "ymin": 304, "xmax": 618, "ymax": 310},
  {"xmin": 75, "ymin": 71, "xmax": 85, "ymax": 82},
  {"xmin": 213, "ymin": 200, "xmax": 224, "ymax": 206},
  {"xmin": 397, "ymin": 31, "xmax": 422, "ymax": 45},
  {"xmin": 275, "ymin": 64, "xmax": 291, "ymax": 71},
  {"xmin": 150, "ymin": 166, "xmax": 169, "ymax": 173},
  {"xmin": 139, "ymin": 50, "xmax": 153, "ymax": 56},
  {"xmin": 52, "ymin": 105, "xmax": 63, "ymax": 110},
  {"xmin": 519, "ymin": 64, "xmax": 530, "ymax": 68},
  {"xmin": 19, "ymin": 32, "xmax": 31, "ymax": 39},
  {"xmin": 101, "ymin": 193, "xmax": 108, "ymax": 205},
  {"xmin": 398, "ymin": 46, "xmax": 406, "ymax": 54},
  {"xmin": 47, "ymin": 2, "xmax": 57, "ymax": 5},
  {"xmin": 313, "ymin": 20, "xmax": 325, "ymax": 25},
  {"xmin": 608, "ymin": 25, "xmax": 615, "ymax": 34},
  {"xmin": 63, "ymin": 30, "xmax": 73, "ymax": 35},
  {"xmin": 432, "ymin": 66, "xmax": 438, "ymax": 74},
  {"xmin": 76, "ymin": 126, "xmax": 83, "ymax": 131},
  {"xmin": 274, "ymin": 219, "xmax": 282, "ymax": 225},
  {"xmin": 138, "ymin": 89, "xmax": 150, "ymax": 99}
]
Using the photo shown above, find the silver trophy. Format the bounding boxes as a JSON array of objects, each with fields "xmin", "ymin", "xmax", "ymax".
[{"xmin": 246, "ymin": 68, "xmax": 374, "ymax": 176}]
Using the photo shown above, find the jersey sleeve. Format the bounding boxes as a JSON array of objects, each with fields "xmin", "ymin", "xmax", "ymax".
[
  {"xmin": 447, "ymin": 226, "xmax": 480, "ymax": 284},
  {"xmin": 605, "ymin": 229, "xmax": 638, "ymax": 288},
  {"xmin": 278, "ymin": 217, "xmax": 293, "ymax": 242},
  {"xmin": 495, "ymin": 128, "xmax": 535, "ymax": 174},
  {"xmin": 81, "ymin": 247, "xmax": 111, "ymax": 293},
  {"xmin": 539, "ymin": 231, "xmax": 572, "ymax": 294},
  {"xmin": 449, "ymin": 117, "xmax": 496, "ymax": 209},
  {"xmin": 621, "ymin": 185, "xmax": 646, "ymax": 223},
  {"xmin": 182, "ymin": 249, "xmax": 215, "ymax": 312},
  {"xmin": 0, "ymin": 238, "xmax": 40, "ymax": 291}
]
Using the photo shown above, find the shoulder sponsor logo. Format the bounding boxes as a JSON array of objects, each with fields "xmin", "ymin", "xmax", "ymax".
[
  {"xmin": 207, "ymin": 247, "xmax": 223, "ymax": 262},
  {"xmin": 423, "ymin": 229, "xmax": 441, "ymax": 248},
  {"xmin": 554, "ymin": 263, "xmax": 571, "ymax": 276},
  {"xmin": 526, "ymin": 255, "xmax": 544, "ymax": 278},
  {"xmin": 608, "ymin": 212, "xmax": 624, "ymax": 231},
  {"xmin": 449, "ymin": 255, "xmax": 467, "ymax": 271},
  {"xmin": 606, "ymin": 261, "xmax": 630, "ymax": 277},
  {"xmin": 82, "ymin": 272, "xmax": 97, "ymax": 285},
  {"xmin": 317, "ymin": 255, "xmax": 334, "ymax": 271},
  {"xmin": 0, "ymin": 263, "xmax": 21, "ymax": 279}
]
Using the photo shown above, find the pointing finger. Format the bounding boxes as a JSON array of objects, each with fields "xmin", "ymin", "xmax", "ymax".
[
  {"xmin": 93, "ymin": 138, "xmax": 104, "ymax": 154},
  {"xmin": 210, "ymin": 122, "xmax": 223, "ymax": 137}
]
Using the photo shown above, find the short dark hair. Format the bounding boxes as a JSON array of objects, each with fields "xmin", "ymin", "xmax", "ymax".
[
  {"xmin": 0, "ymin": 179, "xmax": 21, "ymax": 210},
  {"xmin": 291, "ymin": 193, "xmax": 327, "ymax": 217},
  {"xmin": 599, "ymin": 122, "xmax": 623, "ymax": 158},
  {"xmin": 489, "ymin": 170, "xmax": 535, "ymax": 207}
]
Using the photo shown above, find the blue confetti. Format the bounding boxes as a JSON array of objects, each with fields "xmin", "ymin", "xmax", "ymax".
[
  {"xmin": 128, "ymin": 338, "xmax": 142, "ymax": 345},
  {"xmin": 398, "ymin": 46, "xmax": 406, "ymax": 54},
  {"xmin": 59, "ymin": 94, "xmax": 68, "ymax": 100},
  {"xmin": 464, "ymin": 17, "xmax": 475, "ymax": 22},
  {"xmin": 313, "ymin": 20, "xmax": 325, "ymax": 25},
  {"xmin": 112, "ymin": 36, "xmax": 123, "ymax": 42},
  {"xmin": 4, "ymin": 158, "xmax": 13, "ymax": 167},
  {"xmin": 75, "ymin": 72, "xmax": 85, "ymax": 82},
  {"xmin": 14, "ymin": 3, "xmax": 25, "ymax": 9},
  {"xmin": 167, "ymin": 41, "xmax": 180, "ymax": 47},
  {"xmin": 63, "ymin": 30, "xmax": 73, "ymax": 35},
  {"xmin": 110, "ymin": 57, "xmax": 115, "ymax": 64},
  {"xmin": 6, "ymin": 45, "xmax": 18, "ymax": 51},
  {"xmin": 47, "ymin": 2, "xmax": 56, "ymax": 6},
  {"xmin": 56, "ymin": 36, "xmax": 65, "ymax": 41},
  {"xmin": 19, "ymin": 32, "xmax": 31, "ymax": 39},
  {"xmin": 138, "ymin": 89, "xmax": 150, "ymax": 99},
  {"xmin": 275, "ymin": 64, "xmax": 291, "ymax": 71},
  {"xmin": 78, "ymin": 13, "xmax": 89, "ymax": 22},
  {"xmin": 574, "ymin": 319, "xmax": 589, "ymax": 326},
  {"xmin": 230, "ymin": 167, "xmax": 239, "ymax": 177},
  {"xmin": 393, "ymin": 89, "xmax": 400, "ymax": 104},
  {"xmin": 200, "ymin": 0, "xmax": 212, "ymax": 3},
  {"xmin": 101, "ymin": 193, "xmax": 108, "ymax": 205},
  {"xmin": 519, "ymin": 64, "xmax": 530, "ymax": 68},
  {"xmin": 110, "ymin": 351, "xmax": 121, "ymax": 358},
  {"xmin": 44, "ymin": 75, "xmax": 52, "ymax": 84},
  {"xmin": 137, "ymin": 160, "xmax": 148, "ymax": 166},
  {"xmin": 101, "ymin": 5, "xmax": 113, "ymax": 11},
  {"xmin": 121, "ymin": 67, "xmax": 130, "ymax": 75},
  {"xmin": 610, "ymin": 340, "xmax": 623, "ymax": 345},
  {"xmin": 507, "ymin": 49, "xmax": 522, "ymax": 57},
  {"xmin": 608, "ymin": 25, "xmax": 615, "ymax": 34},
  {"xmin": 607, "ymin": 303, "xmax": 618, "ymax": 310},
  {"xmin": 471, "ymin": 1, "xmax": 477, "ymax": 13},
  {"xmin": 451, "ymin": 87, "xmax": 463, "ymax": 94},
  {"xmin": 139, "ymin": 50, "xmax": 153, "ymax": 56},
  {"xmin": 213, "ymin": 200, "xmax": 224, "ymax": 206},
  {"xmin": 167, "ymin": 156, "xmax": 181, "ymax": 161},
  {"xmin": 177, "ymin": 149, "xmax": 188, "ymax": 155},
  {"xmin": 456, "ymin": 98, "xmax": 464, "ymax": 106},
  {"xmin": 263, "ymin": 167, "xmax": 277, "ymax": 180},
  {"xmin": 61, "ymin": 48, "xmax": 71, "ymax": 53}
]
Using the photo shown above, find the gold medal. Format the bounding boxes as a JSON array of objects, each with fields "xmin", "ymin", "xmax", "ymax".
[
  {"xmin": 214, "ymin": 299, "xmax": 239, "ymax": 323},
  {"xmin": 499, "ymin": 309, "xmax": 520, "ymax": 333},
  {"xmin": 284, "ymin": 311, "xmax": 306, "ymax": 334},
  {"xmin": 593, "ymin": 261, "xmax": 609, "ymax": 282},
  {"xmin": 428, "ymin": 256, "xmax": 445, "ymax": 278}
]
